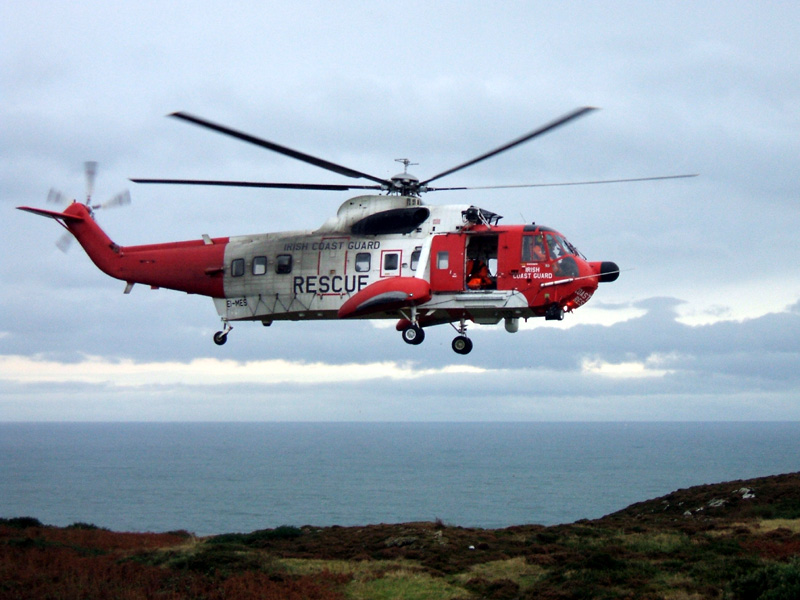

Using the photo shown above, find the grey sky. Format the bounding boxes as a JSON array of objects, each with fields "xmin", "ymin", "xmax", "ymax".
[{"xmin": 2, "ymin": 1, "xmax": 798, "ymax": 421}]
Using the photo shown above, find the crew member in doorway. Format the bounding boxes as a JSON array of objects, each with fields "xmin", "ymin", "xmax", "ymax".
[{"xmin": 466, "ymin": 258, "xmax": 493, "ymax": 290}]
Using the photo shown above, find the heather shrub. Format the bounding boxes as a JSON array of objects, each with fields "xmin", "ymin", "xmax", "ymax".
[
  {"xmin": 0, "ymin": 516, "xmax": 43, "ymax": 529},
  {"xmin": 209, "ymin": 525, "xmax": 303, "ymax": 547},
  {"xmin": 730, "ymin": 558, "xmax": 800, "ymax": 600}
]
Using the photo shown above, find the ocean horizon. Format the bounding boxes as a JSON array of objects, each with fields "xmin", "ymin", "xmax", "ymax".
[{"xmin": 2, "ymin": 421, "xmax": 798, "ymax": 536}]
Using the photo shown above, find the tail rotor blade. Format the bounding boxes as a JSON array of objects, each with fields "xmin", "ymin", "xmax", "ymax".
[
  {"xmin": 55, "ymin": 232, "xmax": 73, "ymax": 253},
  {"xmin": 84, "ymin": 161, "xmax": 98, "ymax": 201},
  {"xmin": 92, "ymin": 190, "xmax": 131, "ymax": 210},
  {"xmin": 47, "ymin": 188, "xmax": 69, "ymax": 205}
]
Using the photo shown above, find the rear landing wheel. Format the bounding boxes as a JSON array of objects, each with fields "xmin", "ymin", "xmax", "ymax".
[
  {"xmin": 452, "ymin": 335, "xmax": 473, "ymax": 355},
  {"xmin": 213, "ymin": 331, "xmax": 228, "ymax": 346},
  {"xmin": 401, "ymin": 325, "xmax": 425, "ymax": 345}
]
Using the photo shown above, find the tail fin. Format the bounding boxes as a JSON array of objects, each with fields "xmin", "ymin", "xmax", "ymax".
[
  {"xmin": 18, "ymin": 202, "xmax": 120, "ymax": 276},
  {"xmin": 17, "ymin": 206, "xmax": 85, "ymax": 222}
]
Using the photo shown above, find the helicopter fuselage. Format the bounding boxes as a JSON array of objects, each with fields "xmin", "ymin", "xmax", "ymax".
[{"xmin": 22, "ymin": 194, "xmax": 618, "ymax": 353}]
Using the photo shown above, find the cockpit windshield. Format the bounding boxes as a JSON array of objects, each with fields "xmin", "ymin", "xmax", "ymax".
[
  {"xmin": 547, "ymin": 234, "xmax": 568, "ymax": 259},
  {"xmin": 522, "ymin": 232, "xmax": 583, "ymax": 262},
  {"xmin": 558, "ymin": 234, "xmax": 583, "ymax": 258}
]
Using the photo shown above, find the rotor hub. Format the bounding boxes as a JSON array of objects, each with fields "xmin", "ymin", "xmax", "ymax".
[{"xmin": 389, "ymin": 172, "xmax": 421, "ymax": 196}]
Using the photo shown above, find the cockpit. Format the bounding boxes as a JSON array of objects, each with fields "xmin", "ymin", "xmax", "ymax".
[{"xmin": 521, "ymin": 228, "xmax": 584, "ymax": 277}]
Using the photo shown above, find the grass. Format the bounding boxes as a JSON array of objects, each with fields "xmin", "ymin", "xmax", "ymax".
[
  {"xmin": 453, "ymin": 556, "xmax": 545, "ymax": 589},
  {"xmin": 758, "ymin": 519, "xmax": 800, "ymax": 534},
  {"xmin": 619, "ymin": 531, "xmax": 692, "ymax": 554},
  {"xmin": 277, "ymin": 557, "xmax": 423, "ymax": 579},
  {"xmin": 346, "ymin": 570, "xmax": 466, "ymax": 600}
]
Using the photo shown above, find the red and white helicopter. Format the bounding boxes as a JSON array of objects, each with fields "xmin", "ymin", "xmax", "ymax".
[{"xmin": 19, "ymin": 107, "xmax": 693, "ymax": 354}]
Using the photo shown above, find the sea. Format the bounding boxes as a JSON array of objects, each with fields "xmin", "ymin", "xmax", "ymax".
[{"xmin": 1, "ymin": 422, "xmax": 798, "ymax": 536}]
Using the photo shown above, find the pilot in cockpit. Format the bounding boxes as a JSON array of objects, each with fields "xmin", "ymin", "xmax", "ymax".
[{"xmin": 523, "ymin": 234, "xmax": 546, "ymax": 262}]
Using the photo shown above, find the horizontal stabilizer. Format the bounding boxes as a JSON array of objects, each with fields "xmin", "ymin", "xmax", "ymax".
[
  {"xmin": 338, "ymin": 277, "xmax": 432, "ymax": 319},
  {"xmin": 17, "ymin": 206, "xmax": 85, "ymax": 222}
]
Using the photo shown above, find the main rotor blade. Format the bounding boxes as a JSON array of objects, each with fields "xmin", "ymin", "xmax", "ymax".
[
  {"xmin": 130, "ymin": 178, "xmax": 385, "ymax": 192},
  {"xmin": 426, "ymin": 173, "xmax": 698, "ymax": 192},
  {"xmin": 421, "ymin": 106, "xmax": 598, "ymax": 187},
  {"xmin": 169, "ymin": 112, "xmax": 390, "ymax": 187}
]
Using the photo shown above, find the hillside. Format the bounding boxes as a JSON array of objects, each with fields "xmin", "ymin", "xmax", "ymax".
[{"xmin": 2, "ymin": 472, "xmax": 799, "ymax": 599}]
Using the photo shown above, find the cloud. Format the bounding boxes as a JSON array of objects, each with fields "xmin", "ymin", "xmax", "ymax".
[
  {"xmin": 1, "ymin": 297, "xmax": 798, "ymax": 421},
  {"xmin": 580, "ymin": 355, "xmax": 674, "ymax": 379},
  {"xmin": 0, "ymin": 355, "xmax": 484, "ymax": 387}
]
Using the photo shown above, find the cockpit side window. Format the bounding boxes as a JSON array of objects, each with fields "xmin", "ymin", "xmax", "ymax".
[{"xmin": 521, "ymin": 235, "xmax": 547, "ymax": 262}]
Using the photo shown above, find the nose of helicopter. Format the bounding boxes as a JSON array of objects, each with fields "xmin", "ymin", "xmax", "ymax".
[{"xmin": 590, "ymin": 261, "xmax": 620, "ymax": 283}]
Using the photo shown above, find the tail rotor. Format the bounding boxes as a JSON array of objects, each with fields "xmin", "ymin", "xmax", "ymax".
[{"xmin": 48, "ymin": 161, "xmax": 130, "ymax": 252}]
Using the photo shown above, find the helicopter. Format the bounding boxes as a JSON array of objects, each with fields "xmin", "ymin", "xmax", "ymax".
[{"xmin": 18, "ymin": 107, "xmax": 694, "ymax": 354}]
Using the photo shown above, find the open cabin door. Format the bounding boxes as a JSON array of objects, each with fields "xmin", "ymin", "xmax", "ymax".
[
  {"xmin": 465, "ymin": 233, "xmax": 499, "ymax": 290},
  {"xmin": 429, "ymin": 233, "xmax": 466, "ymax": 292}
]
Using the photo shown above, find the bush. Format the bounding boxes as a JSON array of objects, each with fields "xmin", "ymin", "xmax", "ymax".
[
  {"xmin": 731, "ymin": 558, "xmax": 800, "ymax": 600},
  {"xmin": 0, "ymin": 516, "xmax": 43, "ymax": 529},
  {"xmin": 167, "ymin": 546, "xmax": 265, "ymax": 576},
  {"xmin": 67, "ymin": 522, "xmax": 106, "ymax": 530},
  {"xmin": 209, "ymin": 525, "xmax": 303, "ymax": 547},
  {"xmin": 254, "ymin": 525, "xmax": 303, "ymax": 541}
]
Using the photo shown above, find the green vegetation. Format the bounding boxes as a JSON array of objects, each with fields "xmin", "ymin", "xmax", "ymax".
[
  {"xmin": 348, "ymin": 570, "xmax": 466, "ymax": 600},
  {"xmin": 0, "ymin": 516, "xmax": 43, "ymax": 529},
  {"xmin": 730, "ymin": 558, "xmax": 800, "ymax": 600},
  {"xmin": 2, "ymin": 473, "xmax": 799, "ymax": 599},
  {"xmin": 207, "ymin": 524, "xmax": 303, "ymax": 547}
]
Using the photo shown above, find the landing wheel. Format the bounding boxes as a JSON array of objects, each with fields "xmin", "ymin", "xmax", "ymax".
[
  {"xmin": 401, "ymin": 325, "xmax": 425, "ymax": 345},
  {"xmin": 452, "ymin": 335, "xmax": 473, "ymax": 355},
  {"xmin": 213, "ymin": 331, "xmax": 228, "ymax": 346}
]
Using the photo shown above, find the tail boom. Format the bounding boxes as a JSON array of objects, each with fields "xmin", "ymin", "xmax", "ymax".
[{"xmin": 18, "ymin": 202, "xmax": 229, "ymax": 297}]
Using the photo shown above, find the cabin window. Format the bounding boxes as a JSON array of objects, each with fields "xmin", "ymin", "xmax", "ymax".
[
  {"xmin": 410, "ymin": 248, "xmax": 421, "ymax": 271},
  {"xmin": 355, "ymin": 252, "xmax": 371, "ymax": 272},
  {"xmin": 231, "ymin": 258, "xmax": 245, "ymax": 277},
  {"xmin": 384, "ymin": 252, "xmax": 399, "ymax": 271},
  {"xmin": 436, "ymin": 251, "xmax": 449, "ymax": 269},
  {"xmin": 276, "ymin": 254, "xmax": 293, "ymax": 274},
  {"xmin": 252, "ymin": 256, "xmax": 267, "ymax": 275}
]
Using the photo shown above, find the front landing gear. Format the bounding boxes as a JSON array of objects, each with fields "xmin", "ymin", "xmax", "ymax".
[
  {"xmin": 213, "ymin": 323, "xmax": 232, "ymax": 346},
  {"xmin": 400, "ymin": 306, "xmax": 425, "ymax": 346},
  {"xmin": 450, "ymin": 318, "xmax": 473, "ymax": 355}
]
